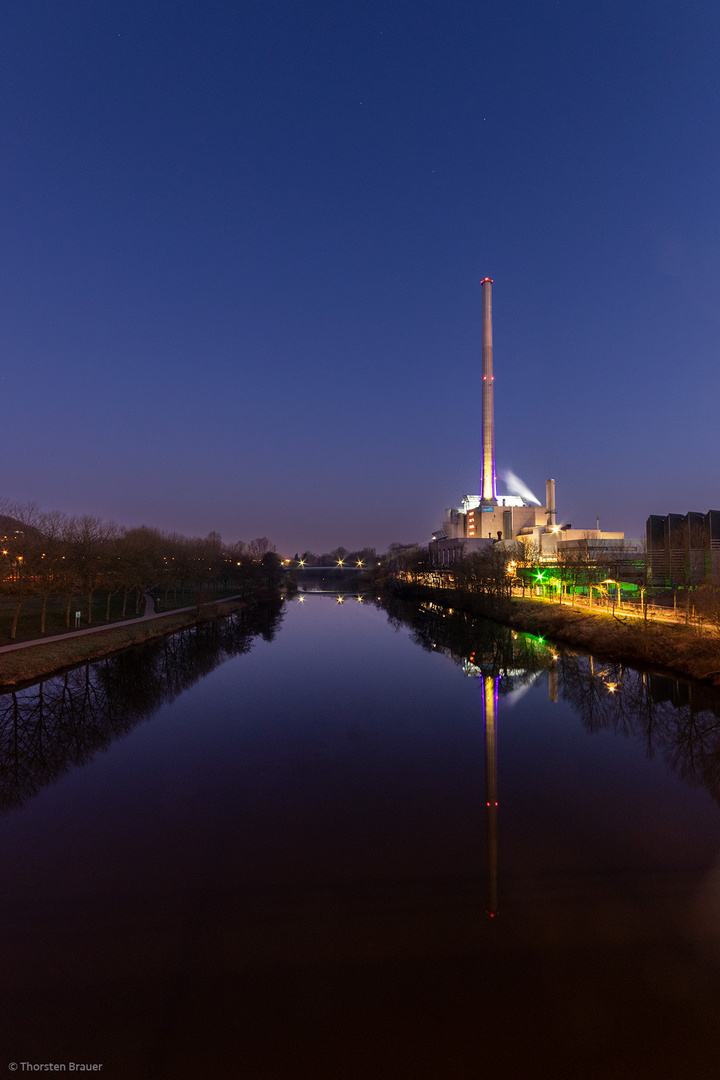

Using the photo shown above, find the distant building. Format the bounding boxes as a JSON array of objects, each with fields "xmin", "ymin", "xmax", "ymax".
[{"xmin": 646, "ymin": 510, "xmax": 720, "ymax": 586}]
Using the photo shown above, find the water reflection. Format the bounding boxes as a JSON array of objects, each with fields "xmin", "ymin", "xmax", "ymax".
[
  {"xmin": 3, "ymin": 594, "xmax": 720, "ymax": 1075},
  {"xmin": 379, "ymin": 595, "xmax": 720, "ymax": 806},
  {"xmin": 483, "ymin": 675, "xmax": 499, "ymax": 918},
  {"xmin": 0, "ymin": 598, "xmax": 284, "ymax": 812}
]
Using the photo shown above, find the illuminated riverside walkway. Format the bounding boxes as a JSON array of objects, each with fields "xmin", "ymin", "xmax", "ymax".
[
  {"xmin": 0, "ymin": 591, "xmax": 246, "ymax": 655},
  {"xmin": 509, "ymin": 587, "xmax": 720, "ymax": 630},
  {"xmin": 398, "ymin": 572, "xmax": 720, "ymax": 632}
]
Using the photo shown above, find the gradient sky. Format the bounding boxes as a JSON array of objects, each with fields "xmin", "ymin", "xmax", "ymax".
[{"xmin": 2, "ymin": 1, "xmax": 719, "ymax": 554}]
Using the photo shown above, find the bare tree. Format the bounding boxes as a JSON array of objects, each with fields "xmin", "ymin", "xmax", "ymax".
[
  {"xmin": 1, "ymin": 501, "xmax": 42, "ymax": 639},
  {"xmin": 70, "ymin": 515, "xmax": 119, "ymax": 624},
  {"xmin": 454, "ymin": 545, "xmax": 513, "ymax": 612},
  {"xmin": 247, "ymin": 537, "xmax": 275, "ymax": 560},
  {"xmin": 35, "ymin": 511, "xmax": 69, "ymax": 634}
]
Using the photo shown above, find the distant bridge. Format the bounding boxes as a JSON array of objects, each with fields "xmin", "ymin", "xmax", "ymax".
[{"xmin": 282, "ymin": 564, "xmax": 377, "ymax": 572}]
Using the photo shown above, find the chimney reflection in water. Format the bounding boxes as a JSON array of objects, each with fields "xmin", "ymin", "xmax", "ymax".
[
  {"xmin": 483, "ymin": 675, "xmax": 499, "ymax": 918},
  {"xmin": 481, "ymin": 655, "xmax": 558, "ymax": 918}
]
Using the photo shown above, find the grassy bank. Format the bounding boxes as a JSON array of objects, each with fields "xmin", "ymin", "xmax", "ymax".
[
  {"xmin": 390, "ymin": 582, "xmax": 720, "ymax": 686},
  {"xmin": 0, "ymin": 585, "xmax": 253, "ymax": 646},
  {"xmin": 0, "ymin": 598, "xmax": 250, "ymax": 689}
]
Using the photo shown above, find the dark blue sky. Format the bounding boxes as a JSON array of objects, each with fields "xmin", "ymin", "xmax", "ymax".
[{"xmin": 2, "ymin": 1, "xmax": 719, "ymax": 553}]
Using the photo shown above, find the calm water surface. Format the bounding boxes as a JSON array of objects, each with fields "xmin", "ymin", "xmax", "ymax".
[{"xmin": 1, "ymin": 595, "xmax": 720, "ymax": 1078}]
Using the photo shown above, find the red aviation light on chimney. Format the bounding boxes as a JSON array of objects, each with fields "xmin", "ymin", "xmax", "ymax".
[{"xmin": 480, "ymin": 277, "xmax": 494, "ymax": 284}]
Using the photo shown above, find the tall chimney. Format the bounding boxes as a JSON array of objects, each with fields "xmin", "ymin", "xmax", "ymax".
[
  {"xmin": 546, "ymin": 478, "xmax": 556, "ymax": 529},
  {"xmin": 480, "ymin": 277, "xmax": 497, "ymax": 502}
]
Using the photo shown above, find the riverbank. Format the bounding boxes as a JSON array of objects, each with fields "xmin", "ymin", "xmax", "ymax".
[
  {"xmin": 389, "ymin": 582, "xmax": 720, "ymax": 685},
  {"xmin": 0, "ymin": 596, "xmax": 257, "ymax": 688}
]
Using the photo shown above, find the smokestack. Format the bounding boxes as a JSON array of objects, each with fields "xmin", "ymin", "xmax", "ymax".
[
  {"xmin": 480, "ymin": 277, "xmax": 497, "ymax": 502},
  {"xmin": 546, "ymin": 479, "xmax": 556, "ymax": 529}
]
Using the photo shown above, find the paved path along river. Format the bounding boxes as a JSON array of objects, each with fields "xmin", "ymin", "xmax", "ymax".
[{"xmin": 0, "ymin": 592, "xmax": 246, "ymax": 654}]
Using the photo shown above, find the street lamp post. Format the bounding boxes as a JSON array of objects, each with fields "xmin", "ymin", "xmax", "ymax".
[{"xmin": 601, "ymin": 579, "xmax": 621, "ymax": 614}]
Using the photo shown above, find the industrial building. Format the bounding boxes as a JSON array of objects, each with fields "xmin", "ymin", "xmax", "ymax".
[
  {"xmin": 430, "ymin": 277, "xmax": 635, "ymax": 568},
  {"xmin": 646, "ymin": 510, "xmax": 720, "ymax": 586}
]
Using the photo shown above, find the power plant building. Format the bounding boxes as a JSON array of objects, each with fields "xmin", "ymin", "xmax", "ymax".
[
  {"xmin": 430, "ymin": 278, "xmax": 548, "ymax": 566},
  {"xmin": 430, "ymin": 277, "xmax": 631, "ymax": 567}
]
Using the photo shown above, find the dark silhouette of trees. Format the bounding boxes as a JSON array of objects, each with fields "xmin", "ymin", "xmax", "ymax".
[
  {"xmin": 71, "ymin": 515, "xmax": 119, "ymax": 624},
  {"xmin": 247, "ymin": 537, "xmax": 275, "ymax": 560},
  {"xmin": 0, "ymin": 497, "xmax": 282, "ymax": 642},
  {"xmin": 452, "ymin": 545, "xmax": 513, "ymax": 613}
]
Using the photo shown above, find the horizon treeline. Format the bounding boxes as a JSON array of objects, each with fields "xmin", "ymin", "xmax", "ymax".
[
  {"xmin": 290, "ymin": 542, "xmax": 428, "ymax": 568},
  {"xmin": 0, "ymin": 498, "xmax": 280, "ymax": 639}
]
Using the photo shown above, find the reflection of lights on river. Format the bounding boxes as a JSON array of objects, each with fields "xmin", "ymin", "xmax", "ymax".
[
  {"xmin": 298, "ymin": 596, "xmax": 305, "ymax": 603},
  {"xmin": 336, "ymin": 596, "xmax": 345, "ymax": 604},
  {"xmin": 356, "ymin": 595, "xmax": 363, "ymax": 602}
]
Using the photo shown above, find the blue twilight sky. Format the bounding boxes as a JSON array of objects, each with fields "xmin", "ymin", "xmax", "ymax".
[{"xmin": 1, "ymin": 1, "xmax": 719, "ymax": 554}]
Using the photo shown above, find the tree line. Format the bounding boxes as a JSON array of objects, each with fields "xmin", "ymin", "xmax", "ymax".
[{"xmin": 0, "ymin": 499, "xmax": 280, "ymax": 640}]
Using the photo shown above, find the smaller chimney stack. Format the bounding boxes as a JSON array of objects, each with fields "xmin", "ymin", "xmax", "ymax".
[{"xmin": 546, "ymin": 479, "xmax": 556, "ymax": 529}]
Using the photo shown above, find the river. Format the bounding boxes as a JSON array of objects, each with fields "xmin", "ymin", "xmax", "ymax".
[{"xmin": 1, "ymin": 593, "xmax": 720, "ymax": 1079}]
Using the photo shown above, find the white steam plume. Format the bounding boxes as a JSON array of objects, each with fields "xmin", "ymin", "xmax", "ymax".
[{"xmin": 500, "ymin": 469, "xmax": 541, "ymax": 506}]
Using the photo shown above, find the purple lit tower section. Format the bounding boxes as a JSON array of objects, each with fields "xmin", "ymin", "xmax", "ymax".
[{"xmin": 480, "ymin": 277, "xmax": 497, "ymax": 503}]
